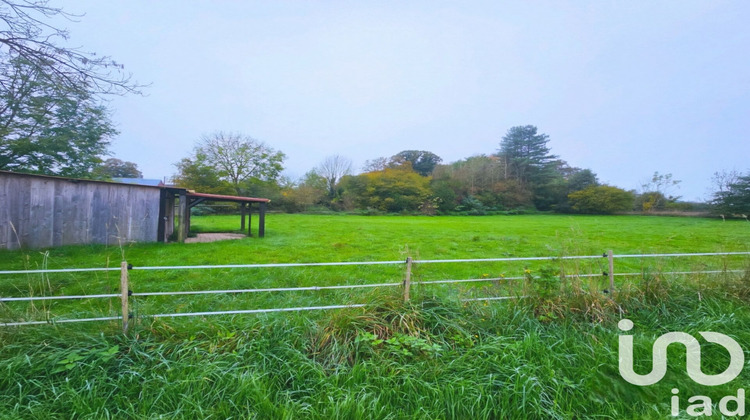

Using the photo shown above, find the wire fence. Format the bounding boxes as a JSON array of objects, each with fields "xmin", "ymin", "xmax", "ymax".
[{"xmin": 1, "ymin": 251, "xmax": 748, "ymax": 331}]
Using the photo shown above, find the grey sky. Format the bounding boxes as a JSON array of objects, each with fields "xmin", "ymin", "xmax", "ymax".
[{"xmin": 65, "ymin": 1, "xmax": 749, "ymax": 201}]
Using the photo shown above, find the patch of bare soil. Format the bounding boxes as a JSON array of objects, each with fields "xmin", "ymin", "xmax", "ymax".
[{"xmin": 185, "ymin": 233, "xmax": 247, "ymax": 243}]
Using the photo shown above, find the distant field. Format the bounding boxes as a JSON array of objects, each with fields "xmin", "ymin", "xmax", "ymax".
[
  {"xmin": 190, "ymin": 213, "xmax": 750, "ymax": 258},
  {"xmin": 1, "ymin": 214, "xmax": 749, "ymax": 419},
  {"xmin": 3, "ymin": 213, "xmax": 747, "ymax": 267}
]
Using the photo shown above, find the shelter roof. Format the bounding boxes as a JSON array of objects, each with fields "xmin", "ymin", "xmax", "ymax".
[{"xmin": 186, "ymin": 192, "xmax": 270, "ymax": 203}]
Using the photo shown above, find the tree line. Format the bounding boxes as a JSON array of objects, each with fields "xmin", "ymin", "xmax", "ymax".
[{"xmin": 171, "ymin": 127, "xmax": 748, "ymax": 217}]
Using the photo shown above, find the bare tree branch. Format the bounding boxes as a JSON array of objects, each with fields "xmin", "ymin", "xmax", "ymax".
[
  {"xmin": 0, "ymin": 0, "xmax": 146, "ymax": 96},
  {"xmin": 316, "ymin": 154, "xmax": 352, "ymax": 198}
]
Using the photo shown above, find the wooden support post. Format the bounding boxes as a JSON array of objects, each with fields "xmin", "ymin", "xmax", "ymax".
[
  {"xmin": 185, "ymin": 198, "xmax": 191, "ymax": 237},
  {"xmin": 403, "ymin": 257, "xmax": 413, "ymax": 302},
  {"xmin": 165, "ymin": 193, "xmax": 175, "ymax": 242},
  {"xmin": 240, "ymin": 203, "xmax": 246, "ymax": 232},
  {"xmin": 176, "ymin": 195, "xmax": 183, "ymax": 243},
  {"xmin": 120, "ymin": 261, "xmax": 129, "ymax": 334},
  {"xmin": 258, "ymin": 202, "xmax": 266, "ymax": 238},
  {"xmin": 157, "ymin": 190, "xmax": 167, "ymax": 242},
  {"xmin": 608, "ymin": 250, "xmax": 615, "ymax": 292},
  {"xmin": 248, "ymin": 203, "xmax": 253, "ymax": 237},
  {"xmin": 177, "ymin": 191, "xmax": 187, "ymax": 243}
]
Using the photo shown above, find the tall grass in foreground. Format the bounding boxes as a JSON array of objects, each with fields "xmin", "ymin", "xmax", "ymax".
[{"xmin": 1, "ymin": 267, "xmax": 750, "ymax": 419}]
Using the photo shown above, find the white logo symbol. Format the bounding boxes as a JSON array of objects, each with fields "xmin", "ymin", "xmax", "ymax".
[{"xmin": 618, "ymin": 319, "xmax": 744, "ymax": 386}]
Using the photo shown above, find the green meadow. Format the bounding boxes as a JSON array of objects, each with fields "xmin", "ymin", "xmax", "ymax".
[
  {"xmin": 0, "ymin": 214, "xmax": 749, "ymax": 419},
  {"xmin": 2, "ymin": 213, "xmax": 747, "ymax": 272}
]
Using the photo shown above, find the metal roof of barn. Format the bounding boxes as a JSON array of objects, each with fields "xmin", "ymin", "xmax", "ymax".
[
  {"xmin": 113, "ymin": 178, "xmax": 165, "ymax": 187},
  {"xmin": 0, "ymin": 170, "xmax": 182, "ymax": 191}
]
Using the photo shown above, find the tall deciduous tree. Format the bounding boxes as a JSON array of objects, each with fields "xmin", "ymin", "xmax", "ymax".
[
  {"xmin": 567, "ymin": 168, "xmax": 599, "ymax": 193},
  {"xmin": 93, "ymin": 158, "xmax": 142, "ymax": 179},
  {"xmin": 173, "ymin": 152, "xmax": 233, "ymax": 195},
  {"xmin": 391, "ymin": 150, "xmax": 442, "ymax": 176},
  {"xmin": 1, "ymin": 1, "xmax": 143, "ymax": 177},
  {"xmin": 191, "ymin": 131, "xmax": 285, "ymax": 195},
  {"xmin": 0, "ymin": 57, "xmax": 117, "ymax": 176}
]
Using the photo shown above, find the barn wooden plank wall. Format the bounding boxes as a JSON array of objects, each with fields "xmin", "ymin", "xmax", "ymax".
[{"xmin": 1, "ymin": 172, "xmax": 161, "ymax": 250}]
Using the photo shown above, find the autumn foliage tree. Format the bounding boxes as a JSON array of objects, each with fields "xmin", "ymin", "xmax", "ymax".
[
  {"xmin": 342, "ymin": 165, "xmax": 431, "ymax": 213},
  {"xmin": 430, "ymin": 155, "xmax": 537, "ymax": 212},
  {"xmin": 568, "ymin": 185, "xmax": 634, "ymax": 214}
]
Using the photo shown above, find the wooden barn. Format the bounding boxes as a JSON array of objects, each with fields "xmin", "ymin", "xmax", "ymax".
[{"xmin": 0, "ymin": 170, "xmax": 268, "ymax": 250}]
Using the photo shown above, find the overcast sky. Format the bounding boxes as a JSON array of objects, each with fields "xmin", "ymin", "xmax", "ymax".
[{"xmin": 64, "ymin": 1, "xmax": 749, "ymax": 201}]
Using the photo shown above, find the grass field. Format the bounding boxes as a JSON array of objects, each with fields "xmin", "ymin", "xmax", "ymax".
[{"xmin": 1, "ymin": 214, "xmax": 749, "ymax": 419}]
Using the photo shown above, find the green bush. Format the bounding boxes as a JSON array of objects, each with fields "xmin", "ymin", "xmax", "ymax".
[{"xmin": 568, "ymin": 185, "xmax": 635, "ymax": 214}]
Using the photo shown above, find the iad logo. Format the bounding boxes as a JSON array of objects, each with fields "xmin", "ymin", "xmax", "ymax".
[
  {"xmin": 617, "ymin": 319, "xmax": 746, "ymax": 417},
  {"xmin": 618, "ymin": 319, "xmax": 744, "ymax": 386}
]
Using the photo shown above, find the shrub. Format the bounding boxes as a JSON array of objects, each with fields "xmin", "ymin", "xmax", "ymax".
[
  {"xmin": 455, "ymin": 196, "xmax": 488, "ymax": 215},
  {"xmin": 568, "ymin": 185, "xmax": 635, "ymax": 214},
  {"xmin": 343, "ymin": 167, "xmax": 432, "ymax": 213}
]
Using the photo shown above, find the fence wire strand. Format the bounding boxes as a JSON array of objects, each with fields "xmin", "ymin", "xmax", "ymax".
[
  {"xmin": 1, "ymin": 251, "xmax": 748, "ymax": 326},
  {"xmin": 2, "ymin": 251, "xmax": 748, "ymax": 275}
]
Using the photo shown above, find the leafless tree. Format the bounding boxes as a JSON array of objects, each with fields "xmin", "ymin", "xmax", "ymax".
[
  {"xmin": 637, "ymin": 171, "xmax": 682, "ymax": 211},
  {"xmin": 711, "ymin": 169, "xmax": 741, "ymax": 194},
  {"xmin": 0, "ymin": 0, "xmax": 144, "ymax": 96},
  {"xmin": 316, "ymin": 154, "xmax": 352, "ymax": 198},
  {"xmin": 639, "ymin": 171, "xmax": 681, "ymax": 197}
]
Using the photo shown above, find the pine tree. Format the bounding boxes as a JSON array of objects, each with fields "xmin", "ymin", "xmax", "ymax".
[{"xmin": 498, "ymin": 125, "xmax": 558, "ymax": 186}]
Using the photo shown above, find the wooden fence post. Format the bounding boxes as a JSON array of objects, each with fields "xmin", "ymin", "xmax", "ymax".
[
  {"xmin": 403, "ymin": 257, "xmax": 413, "ymax": 302},
  {"xmin": 120, "ymin": 261, "xmax": 129, "ymax": 334},
  {"xmin": 607, "ymin": 250, "xmax": 615, "ymax": 292}
]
